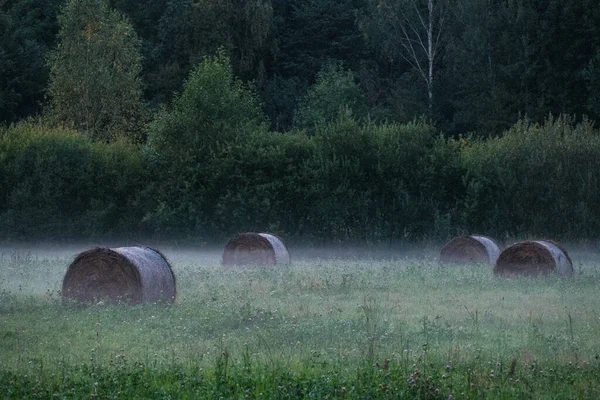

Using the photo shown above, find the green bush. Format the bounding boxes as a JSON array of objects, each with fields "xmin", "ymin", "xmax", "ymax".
[
  {"xmin": 461, "ymin": 115, "xmax": 600, "ymax": 239},
  {"xmin": 145, "ymin": 51, "xmax": 271, "ymax": 238},
  {"xmin": 293, "ymin": 62, "xmax": 369, "ymax": 134},
  {"xmin": 0, "ymin": 121, "xmax": 145, "ymax": 239},
  {"xmin": 210, "ymin": 129, "xmax": 315, "ymax": 237},
  {"xmin": 301, "ymin": 112, "xmax": 463, "ymax": 241},
  {"xmin": 46, "ymin": 0, "xmax": 146, "ymax": 142}
]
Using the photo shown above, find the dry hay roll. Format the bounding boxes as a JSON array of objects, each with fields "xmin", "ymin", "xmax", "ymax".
[
  {"xmin": 222, "ymin": 232, "xmax": 290, "ymax": 266},
  {"xmin": 494, "ymin": 240, "xmax": 573, "ymax": 277},
  {"xmin": 62, "ymin": 246, "xmax": 176, "ymax": 304},
  {"xmin": 440, "ymin": 235, "xmax": 501, "ymax": 265}
]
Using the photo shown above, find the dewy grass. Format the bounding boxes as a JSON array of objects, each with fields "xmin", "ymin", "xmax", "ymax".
[{"xmin": 1, "ymin": 246, "xmax": 600, "ymax": 398}]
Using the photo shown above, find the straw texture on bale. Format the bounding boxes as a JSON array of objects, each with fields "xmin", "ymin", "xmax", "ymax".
[
  {"xmin": 62, "ymin": 246, "xmax": 176, "ymax": 304},
  {"xmin": 222, "ymin": 232, "xmax": 290, "ymax": 266},
  {"xmin": 440, "ymin": 235, "xmax": 501, "ymax": 265},
  {"xmin": 494, "ymin": 240, "xmax": 573, "ymax": 277}
]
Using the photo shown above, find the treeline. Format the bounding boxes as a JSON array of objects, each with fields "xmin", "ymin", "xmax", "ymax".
[
  {"xmin": 1, "ymin": 0, "xmax": 600, "ymax": 242},
  {"xmin": 1, "ymin": 55, "xmax": 600, "ymax": 242},
  {"xmin": 2, "ymin": 0, "xmax": 600, "ymax": 134}
]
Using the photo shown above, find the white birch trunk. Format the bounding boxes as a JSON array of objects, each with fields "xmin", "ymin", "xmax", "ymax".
[{"xmin": 427, "ymin": 0, "xmax": 434, "ymax": 108}]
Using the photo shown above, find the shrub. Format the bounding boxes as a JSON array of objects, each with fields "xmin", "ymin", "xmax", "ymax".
[
  {"xmin": 144, "ymin": 51, "xmax": 272, "ymax": 238},
  {"xmin": 301, "ymin": 112, "xmax": 463, "ymax": 241},
  {"xmin": 293, "ymin": 62, "xmax": 369, "ymax": 134},
  {"xmin": 460, "ymin": 115, "xmax": 600, "ymax": 238},
  {"xmin": 0, "ymin": 121, "xmax": 145, "ymax": 239}
]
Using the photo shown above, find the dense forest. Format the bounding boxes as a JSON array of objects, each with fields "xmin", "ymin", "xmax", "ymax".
[{"xmin": 1, "ymin": 0, "xmax": 600, "ymax": 243}]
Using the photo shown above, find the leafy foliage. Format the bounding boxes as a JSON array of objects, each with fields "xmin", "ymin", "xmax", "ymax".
[
  {"xmin": 302, "ymin": 112, "xmax": 462, "ymax": 241},
  {"xmin": 3, "ymin": 0, "xmax": 600, "ymax": 241},
  {"xmin": 143, "ymin": 0, "xmax": 274, "ymax": 106},
  {"xmin": 145, "ymin": 52, "xmax": 271, "ymax": 237},
  {"xmin": 0, "ymin": 0, "xmax": 62, "ymax": 123},
  {"xmin": 582, "ymin": 49, "xmax": 600, "ymax": 119},
  {"xmin": 0, "ymin": 121, "xmax": 145, "ymax": 239},
  {"xmin": 461, "ymin": 116, "xmax": 600, "ymax": 238},
  {"xmin": 46, "ymin": 0, "xmax": 146, "ymax": 142},
  {"xmin": 293, "ymin": 62, "xmax": 369, "ymax": 133}
]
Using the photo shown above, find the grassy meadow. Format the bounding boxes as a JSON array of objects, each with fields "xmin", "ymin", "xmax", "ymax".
[{"xmin": 1, "ymin": 244, "xmax": 600, "ymax": 399}]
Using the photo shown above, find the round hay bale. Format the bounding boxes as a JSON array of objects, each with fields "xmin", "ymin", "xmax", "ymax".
[
  {"xmin": 440, "ymin": 235, "xmax": 501, "ymax": 265},
  {"xmin": 62, "ymin": 246, "xmax": 176, "ymax": 304},
  {"xmin": 494, "ymin": 240, "xmax": 573, "ymax": 277},
  {"xmin": 222, "ymin": 232, "xmax": 290, "ymax": 266}
]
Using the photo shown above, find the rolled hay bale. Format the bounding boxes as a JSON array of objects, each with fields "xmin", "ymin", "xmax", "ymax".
[
  {"xmin": 440, "ymin": 235, "xmax": 501, "ymax": 265},
  {"xmin": 222, "ymin": 232, "xmax": 290, "ymax": 266},
  {"xmin": 494, "ymin": 240, "xmax": 573, "ymax": 277},
  {"xmin": 62, "ymin": 246, "xmax": 176, "ymax": 304}
]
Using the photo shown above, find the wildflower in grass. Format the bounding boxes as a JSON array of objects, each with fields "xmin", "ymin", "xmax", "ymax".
[
  {"xmin": 490, "ymin": 370, "xmax": 495, "ymax": 377},
  {"xmin": 442, "ymin": 374, "xmax": 447, "ymax": 379},
  {"xmin": 445, "ymin": 364, "xmax": 450, "ymax": 370}
]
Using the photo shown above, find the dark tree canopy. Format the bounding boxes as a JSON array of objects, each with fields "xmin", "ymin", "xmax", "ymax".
[
  {"xmin": 1, "ymin": 0, "xmax": 599, "ymax": 134},
  {"xmin": 0, "ymin": 0, "xmax": 62, "ymax": 123}
]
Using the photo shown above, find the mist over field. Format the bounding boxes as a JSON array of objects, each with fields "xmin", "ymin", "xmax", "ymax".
[{"xmin": 2, "ymin": 242, "xmax": 600, "ymax": 398}]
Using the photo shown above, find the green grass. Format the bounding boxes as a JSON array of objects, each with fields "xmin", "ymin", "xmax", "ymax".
[{"xmin": 1, "ymin": 246, "xmax": 600, "ymax": 399}]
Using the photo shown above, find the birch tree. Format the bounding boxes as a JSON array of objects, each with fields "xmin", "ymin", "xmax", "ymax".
[{"xmin": 362, "ymin": 0, "xmax": 447, "ymax": 109}]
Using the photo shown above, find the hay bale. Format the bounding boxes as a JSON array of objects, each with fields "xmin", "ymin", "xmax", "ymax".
[
  {"xmin": 222, "ymin": 232, "xmax": 290, "ymax": 266},
  {"xmin": 440, "ymin": 235, "xmax": 501, "ymax": 265},
  {"xmin": 62, "ymin": 246, "xmax": 176, "ymax": 304},
  {"xmin": 494, "ymin": 240, "xmax": 573, "ymax": 277}
]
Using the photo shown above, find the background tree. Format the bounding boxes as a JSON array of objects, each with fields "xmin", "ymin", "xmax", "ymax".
[
  {"xmin": 442, "ymin": 0, "xmax": 600, "ymax": 135},
  {"xmin": 293, "ymin": 62, "xmax": 369, "ymax": 133},
  {"xmin": 272, "ymin": 0, "xmax": 369, "ymax": 80},
  {"xmin": 145, "ymin": 52, "xmax": 269, "ymax": 236},
  {"xmin": 361, "ymin": 0, "xmax": 447, "ymax": 111},
  {"xmin": 263, "ymin": 0, "xmax": 371, "ymax": 131},
  {"xmin": 145, "ymin": 0, "xmax": 273, "ymax": 107},
  {"xmin": 107, "ymin": 0, "xmax": 171, "ymax": 105},
  {"xmin": 583, "ymin": 49, "xmax": 600, "ymax": 119},
  {"xmin": 0, "ymin": 0, "xmax": 62, "ymax": 123},
  {"xmin": 440, "ymin": 0, "xmax": 518, "ymax": 134},
  {"xmin": 47, "ymin": 0, "xmax": 145, "ymax": 142}
]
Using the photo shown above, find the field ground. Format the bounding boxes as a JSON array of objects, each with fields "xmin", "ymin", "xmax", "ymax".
[{"xmin": 1, "ymin": 243, "xmax": 600, "ymax": 398}]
